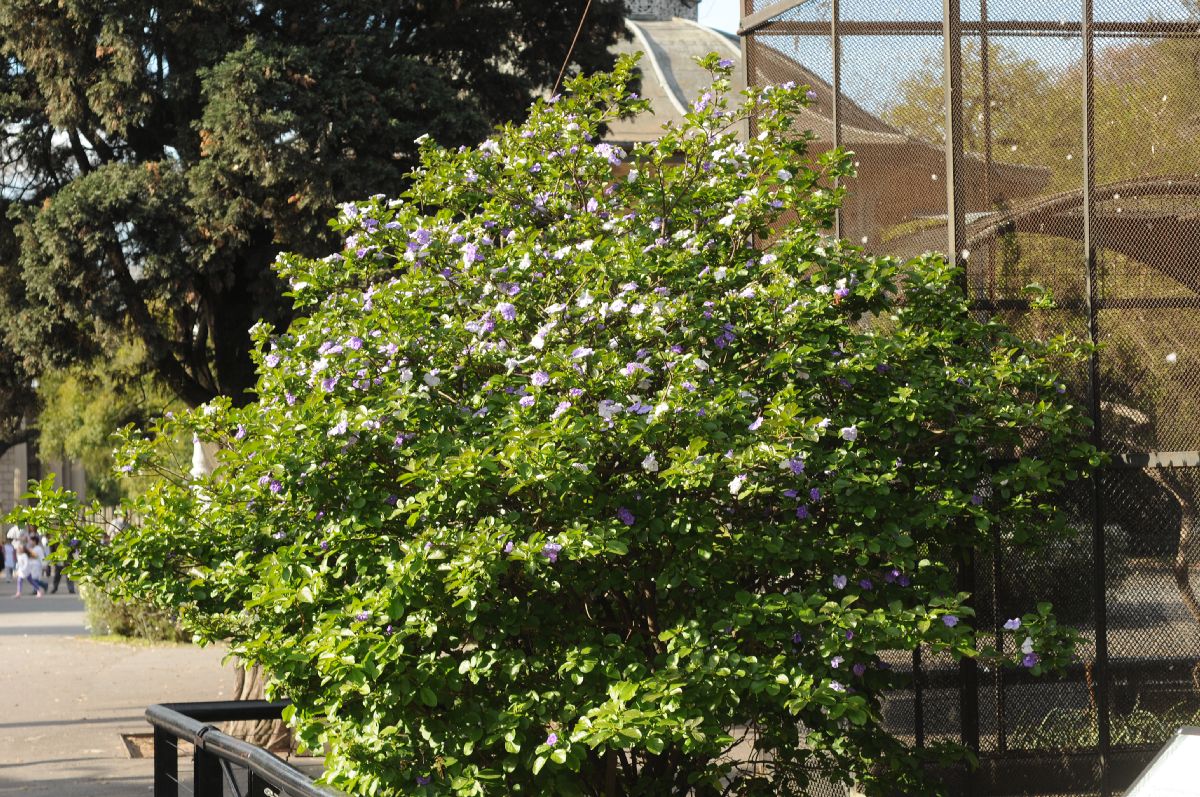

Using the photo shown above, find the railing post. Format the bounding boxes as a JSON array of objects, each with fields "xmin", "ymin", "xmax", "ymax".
[
  {"xmin": 248, "ymin": 771, "xmax": 277, "ymax": 797},
  {"xmin": 154, "ymin": 727, "xmax": 178, "ymax": 797},
  {"xmin": 195, "ymin": 742, "xmax": 224, "ymax": 796}
]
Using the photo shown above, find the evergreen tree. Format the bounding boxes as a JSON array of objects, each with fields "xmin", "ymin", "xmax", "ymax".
[{"xmin": 0, "ymin": 0, "xmax": 627, "ymax": 414}]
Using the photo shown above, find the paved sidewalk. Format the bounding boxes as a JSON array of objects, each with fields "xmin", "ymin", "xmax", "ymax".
[{"xmin": 0, "ymin": 588, "xmax": 233, "ymax": 795}]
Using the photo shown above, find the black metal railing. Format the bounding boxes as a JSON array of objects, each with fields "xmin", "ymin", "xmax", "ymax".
[{"xmin": 146, "ymin": 700, "xmax": 342, "ymax": 797}]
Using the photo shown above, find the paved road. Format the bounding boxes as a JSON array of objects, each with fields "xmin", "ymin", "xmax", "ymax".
[{"xmin": 0, "ymin": 587, "xmax": 233, "ymax": 796}]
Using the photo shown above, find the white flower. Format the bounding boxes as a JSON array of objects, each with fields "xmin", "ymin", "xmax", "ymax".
[
  {"xmin": 642, "ymin": 453, "xmax": 659, "ymax": 472},
  {"xmin": 610, "ymin": 298, "xmax": 627, "ymax": 313},
  {"xmin": 544, "ymin": 303, "xmax": 566, "ymax": 315},
  {"xmin": 630, "ymin": 303, "xmax": 646, "ymax": 316},
  {"xmin": 598, "ymin": 400, "xmax": 623, "ymax": 419},
  {"xmin": 694, "ymin": 358, "xmax": 710, "ymax": 371},
  {"xmin": 840, "ymin": 425, "xmax": 858, "ymax": 442},
  {"xmin": 1021, "ymin": 637, "xmax": 1034, "ymax": 655},
  {"xmin": 729, "ymin": 474, "xmax": 746, "ymax": 495},
  {"xmin": 480, "ymin": 138, "xmax": 500, "ymax": 155},
  {"xmin": 423, "ymin": 371, "xmax": 441, "ymax": 387},
  {"xmin": 577, "ymin": 292, "xmax": 595, "ymax": 308},
  {"xmin": 399, "ymin": 368, "xmax": 414, "ymax": 382},
  {"xmin": 718, "ymin": 214, "xmax": 735, "ymax": 227},
  {"xmin": 777, "ymin": 168, "xmax": 793, "ymax": 181}
]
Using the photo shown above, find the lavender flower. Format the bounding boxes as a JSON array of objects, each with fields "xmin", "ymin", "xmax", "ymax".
[
  {"xmin": 541, "ymin": 542, "xmax": 563, "ymax": 563},
  {"xmin": 1004, "ymin": 618, "xmax": 1022, "ymax": 631},
  {"xmin": 1022, "ymin": 653, "xmax": 1039, "ymax": 668},
  {"xmin": 831, "ymin": 655, "xmax": 844, "ymax": 669},
  {"xmin": 833, "ymin": 574, "xmax": 848, "ymax": 590},
  {"xmin": 840, "ymin": 425, "xmax": 858, "ymax": 442},
  {"xmin": 546, "ymin": 732, "xmax": 559, "ymax": 746},
  {"xmin": 852, "ymin": 663, "xmax": 867, "ymax": 677},
  {"xmin": 795, "ymin": 505, "xmax": 810, "ymax": 520},
  {"xmin": 943, "ymin": 615, "xmax": 959, "ymax": 628},
  {"xmin": 531, "ymin": 370, "xmax": 550, "ymax": 386},
  {"xmin": 616, "ymin": 507, "xmax": 635, "ymax": 526},
  {"xmin": 497, "ymin": 302, "xmax": 517, "ymax": 321}
]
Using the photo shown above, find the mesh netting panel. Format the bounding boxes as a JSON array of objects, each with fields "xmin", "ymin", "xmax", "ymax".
[
  {"xmin": 838, "ymin": 33, "xmax": 946, "ymax": 254},
  {"xmin": 742, "ymin": 3, "xmax": 1200, "ymax": 794}
]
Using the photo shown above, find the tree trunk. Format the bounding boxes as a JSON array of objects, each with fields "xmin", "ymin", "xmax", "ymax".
[{"xmin": 223, "ymin": 659, "xmax": 292, "ymax": 751}]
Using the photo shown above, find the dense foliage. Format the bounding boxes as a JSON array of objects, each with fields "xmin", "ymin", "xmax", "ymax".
[
  {"xmin": 24, "ymin": 57, "xmax": 1098, "ymax": 796},
  {"xmin": 0, "ymin": 0, "xmax": 626, "ymax": 412}
]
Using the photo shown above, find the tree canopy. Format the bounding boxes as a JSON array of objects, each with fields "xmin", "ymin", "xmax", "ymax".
[
  {"xmin": 24, "ymin": 56, "xmax": 1096, "ymax": 796},
  {"xmin": 0, "ymin": 0, "xmax": 628, "ymax": 419}
]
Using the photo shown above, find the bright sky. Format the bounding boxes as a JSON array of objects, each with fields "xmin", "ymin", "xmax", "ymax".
[{"xmin": 697, "ymin": 0, "xmax": 741, "ymax": 34}]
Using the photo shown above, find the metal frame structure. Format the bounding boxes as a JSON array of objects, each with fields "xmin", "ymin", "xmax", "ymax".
[
  {"xmin": 147, "ymin": 701, "xmax": 342, "ymax": 797},
  {"xmin": 742, "ymin": 2, "xmax": 1200, "ymax": 795}
]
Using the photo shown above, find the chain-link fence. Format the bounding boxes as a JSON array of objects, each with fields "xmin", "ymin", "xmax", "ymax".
[{"xmin": 742, "ymin": 1, "xmax": 1200, "ymax": 794}]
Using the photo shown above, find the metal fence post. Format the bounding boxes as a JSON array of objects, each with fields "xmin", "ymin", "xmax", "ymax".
[
  {"xmin": 195, "ymin": 743, "xmax": 224, "ymax": 796},
  {"xmin": 1080, "ymin": 0, "xmax": 1111, "ymax": 793},
  {"xmin": 154, "ymin": 727, "xmax": 178, "ymax": 797}
]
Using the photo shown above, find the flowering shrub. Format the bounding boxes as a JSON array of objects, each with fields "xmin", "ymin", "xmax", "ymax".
[{"xmin": 22, "ymin": 56, "xmax": 1097, "ymax": 795}]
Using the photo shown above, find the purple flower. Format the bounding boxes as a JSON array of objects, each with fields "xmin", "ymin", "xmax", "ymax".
[
  {"xmin": 285, "ymin": 392, "xmax": 297, "ymax": 406},
  {"xmin": 853, "ymin": 663, "xmax": 867, "ymax": 677},
  {"xmin": 783, "ymin": 457, "xmax": 804, "ymax": 475},
  {"xmin": 541, "ymin": 542, "xmax": 563, "ymax": 563},
  {"xmin": 546, "ymin": 732, "xmax": 559, "ymax": 746},
  {"xmin": 845, "ymin": 629, "xmax": 854, "ymax": 641},
  {"xmin": 795, "ymin": 504, "xmax": 810, "ymax": 520},
  {"xmin": 385, "ymin": 624, "xmax": 394, "ymax": 635},
  {"xmin": 943, "ymin": 615, "xmax": 959, "ymax": 628},
  {"xmin": 462, "ymin": 242, "xmax": 480, "ymax": 265},
  {"xmin": 970, "ymin": 493, "xmax": 983, "ymax": 506},
  {"xmin": 1004, "ymin": 618, "xmax": 1022, "ymax": 631},
  {"xmin": 832, "ymin": 574, "xmax": 848, "ymax": 590},
  {"xmin": 269, "ymin": 480, "xmax": 282, "ymax": 494},
  {"xmin": 717, "ymin": 58, "xmax": 734, "ymax": 68},
  {"xmin": 834, "ymin": 287, "xmax": 851, "ymax": 300},
  {"xmin": 258, "ymin": 475, "xmax": 271, "ymax": 487},
  {"xmin": 569, "ymin": 387, "xmax": 584, "ymax": 397},
  {"xmin": 859, "ymin": 579, "xmax": 873, "ymax": 591},
  {"xmin": 347, "ymin": 336, "xmax": 364, "ymax": 350},
  {"xmin": 792, "ymin": 632, "xmax": 803, "ymax": 644},
  {"xmin": 318, "ymin": 341, "xmax": 343, "ymax": 356},
  {"xmin": 519, "ymin": 395, "xmax": 536, "ymax": 408},
  {"xmin": 748, "ymin": 416, "xmax": 763, "ymax": 431},
  {"xmin": 416, "ymin": 775, "xmax": 431, "ymax": 786},
  {"xmin": 320, "ymin": 541, "xmax": 330, "ymax": 551},
  {"xmin": 616, "ymin": 507, "xmax": 635, "ymax": 526},
  {"xmin": 531, "ymin": 370, "xmax": 550, "ymax": 387},
  {"xmin": 551, "ymin": 401, "xmax": 571, "ymax": 419},
  {"xmin": 497, "ymin": 302, "xmax": 517, "ymax": 321},
  {"xmin": 830, "ymin": 680, "xmax": 846, "ymax": 692},
  {"xmin": 1022, "ymin": 652, "xmax": 1040, "ymax": 668},
  {"xmin": 840, "ymin": 425, "xmax": 858, "ymax": 442},
  {"xmin": 234, "ymin": 424, "xmax": 247, "ymax": 440},
  {"xmin": 503, "ymin": 541, "xmax": 514, "ymax": 554},
  {"xmin": 321, "ymin": 376, "xmax": 338, "ymax": 392},
  {"xmin": 355, "ymin": 610, "xmax": 371, "ymax": 622},
  {"xmin": 809, "ymin": 487, "xmax": 822, "ymax": 502},
  {"xmin": 264, "ymin": 353, "xmax": 280, "ymax": 368}
]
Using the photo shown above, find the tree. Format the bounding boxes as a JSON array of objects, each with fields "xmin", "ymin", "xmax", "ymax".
[
  {"xmin": 0, "ymin": 0, "xmax": 628, "ymax": 411},
  {"xmin": 23, "ymin": 57, "xmax": 1096, "ymax": 795}
]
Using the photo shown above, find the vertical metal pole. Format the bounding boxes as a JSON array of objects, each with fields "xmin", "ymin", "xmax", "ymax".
[
  {"xmin": 944, "ymin": 0, "xmax": 980, "ymax": 766},
  {"xmin": 913, "ymin": 647, "xmax": 925, "ymax": 749},
  {"xmin": 981, "ymin": 0, "xmax": 997, "ymax": 300},
  {"xmin": 942, "ymin": 0, "xmax": 967, "ymax": 268},
  {"xmin": 194, "ymin": 746, "xmax": 224, "ymax": 796},
  {"xmin": 832, "ymin": 0, "xmax": 842, "ymax": 239},
  {"xmin": 153, "ymin": 728, "xmax": 178, "ymax": 797},
  {"xmin": 1081, "ymin": 1, "xmax": 1110, "ymax": 793},
  {"xmin": 993, "ymin": 527, "xmax": 1007, "ymax": 753},
  {"xmin": 742, "ymin": 0, "xmax": 756, "ymax": 141},
  {"xmin": 248, "ymin": 772, "xmax": 275, "ymax": 797}
]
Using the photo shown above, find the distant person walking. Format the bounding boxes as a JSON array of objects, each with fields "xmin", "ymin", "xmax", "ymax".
[{"xmin": 13, "ymin": 536, "xmax": 47, "ymax": 598}]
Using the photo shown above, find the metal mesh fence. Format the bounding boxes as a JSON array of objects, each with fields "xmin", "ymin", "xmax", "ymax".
[{"xmin": 743, "ymin": 1, "xmax": 1200, "ymax": 795}]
